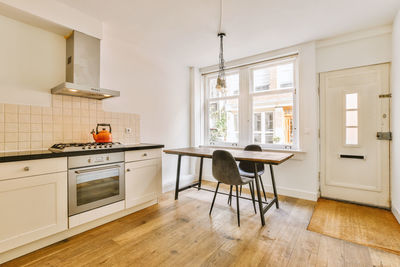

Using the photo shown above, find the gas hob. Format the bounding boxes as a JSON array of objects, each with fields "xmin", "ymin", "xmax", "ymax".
[{"xmin": 49, "ymin": 142, "xmax": 124, "ymax": 152}]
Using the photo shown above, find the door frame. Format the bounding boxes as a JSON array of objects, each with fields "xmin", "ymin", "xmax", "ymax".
[{"xmin": 318, "ymin": 63, "xmax": 391, "ymax": 208}]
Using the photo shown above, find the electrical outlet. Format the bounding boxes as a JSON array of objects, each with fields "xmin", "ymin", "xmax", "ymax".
[{"xmin": 125, "ymin": 128, "xmax": 132, "ymax": 134}]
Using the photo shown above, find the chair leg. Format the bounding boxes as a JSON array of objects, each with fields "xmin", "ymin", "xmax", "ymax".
[
  {"xmin": 259, "ymin": 175, "xmax": 267, "ymax": 202},
  {"xmin": 209, "ymin": 182, "xmax": 220, "ymax": 215},
  {"xmin": 228, "ymin": 185, "xmax": 233, "ymax": 206},
  {"xmin": 235, "ymin": 185, "xmax": 240, "ymax": 227},
  {"xmin": 249, "ymin": 181, "xmax": 257, "ymax": 214},
  {"xmin": 240, "ymin": 185, "xmax": 242, "ymax": 196}
]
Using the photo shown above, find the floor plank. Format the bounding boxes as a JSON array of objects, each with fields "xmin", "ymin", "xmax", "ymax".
[{"xmin": 3, "ymin": 182, "xmax": 400, "ymax": 267}]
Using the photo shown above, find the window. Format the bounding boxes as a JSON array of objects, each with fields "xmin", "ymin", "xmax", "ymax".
[
  {"xmin": 203, "ymin": 56, "xmax": 298, "ymax": 149},
  {"xmin": 345, "ymin": 93, "xmax": 358, "ymax": 145},
  {"xmin": 206, "ymin": 73, "xmax": 240, "ymax": 144}
]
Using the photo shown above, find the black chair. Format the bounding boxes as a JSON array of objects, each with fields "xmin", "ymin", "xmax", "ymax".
[
  {"xmin": 210, "ymin": 150, "xmax": 257, "ymax": 227},
  {"xmin": 240, "ymin": 144, "xmax": 267, "ymax": 200}
]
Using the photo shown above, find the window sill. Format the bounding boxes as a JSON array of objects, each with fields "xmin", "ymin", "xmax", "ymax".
[{"xmin": 200, "ymin": 145, "xmax": 306, "ymax": 154}]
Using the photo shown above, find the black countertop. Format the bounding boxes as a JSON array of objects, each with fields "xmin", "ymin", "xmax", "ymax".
[{"xmin": 0, "ymin": 143, "xmax": 164, "ymax": 163}]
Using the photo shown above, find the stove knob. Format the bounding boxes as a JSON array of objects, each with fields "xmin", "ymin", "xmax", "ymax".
[
  {"xmin": 88, "ymin": 146, "xmax": 91, "ymax": 149},
  {"xmin": 82, "ymin": 147, "xmax": 85, "ymax": 150}
]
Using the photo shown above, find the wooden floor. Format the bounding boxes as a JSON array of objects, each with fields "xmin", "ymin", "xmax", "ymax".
[{"xmin": 4, "ymin": 182, "xmax": 400, "ymax": 267}]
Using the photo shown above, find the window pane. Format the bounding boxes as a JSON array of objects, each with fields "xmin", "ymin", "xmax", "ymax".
[
  {"xmin": 252, "ymin": 62, "xmax": 294, "ymax": 92},
  {"xmin": 346, "ymin": 110, "xmax": 358, "ymax": 127},
  {"xmin": 209, "ymin": 73, "xmax": 239, "ymax": 98},
  {"xmin": 252, "ymin": 93, "xmax": 293, "ymax": 145},
  {"xmin": 277, "ymin": 63, "xmax": 294, "ymax": 88},
  {"xmin": 346, "ymin": 93, "xmax": 358, "ymax": 109},
  {"xmin": 346, "ymin": 127, "xmax": 358, "ymax": 145},
  {"xmin": 209, "ymin": 99, "xmax": 239, "ymax": 143},
  {"xmin": 254, "ymin": 113, "xmax": 261, "ymax": 131},
  {"xmin": 253, "ymin": 68, "xmax": 271, "ymax": 92}
]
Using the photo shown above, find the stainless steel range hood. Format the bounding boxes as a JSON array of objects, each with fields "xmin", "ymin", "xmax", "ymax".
[{"xmin": 51, "ymin": 31, "xmax": 120, "ymax": 100}]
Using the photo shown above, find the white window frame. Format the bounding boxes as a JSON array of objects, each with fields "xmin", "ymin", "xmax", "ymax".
[
  {"xmin": 202, "ymin": 55, "xmax": 299, "ymax": 150},
  {"xmin": 204, "ymin": 70, "xmax": 240, "ymax": 147}
]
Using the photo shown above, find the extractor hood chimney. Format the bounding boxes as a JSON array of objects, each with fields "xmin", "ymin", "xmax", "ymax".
[{"xmin": 51, "ymin": 31, "xmax": 120, "ymax": 100}]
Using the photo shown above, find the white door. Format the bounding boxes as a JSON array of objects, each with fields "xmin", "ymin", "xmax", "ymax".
[{"xmin": 320, "ymin": 64, "xmax": 390, "ymax": 208}]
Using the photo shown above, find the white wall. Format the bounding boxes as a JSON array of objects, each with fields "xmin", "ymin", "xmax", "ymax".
[
  {"xmin": 100, "ymin": 26, "xmax": 192, "ymax": 189},
  {"xmin": 316, "ymin": 25, "xmax": 392, "ymax": 73},
  {"xmin": 391, "ymin": 10, "xmax": 400, "ymax": 223},
  {"xmin": 0, "ymin": 14, "xmax": 65, "ymax": 107}
]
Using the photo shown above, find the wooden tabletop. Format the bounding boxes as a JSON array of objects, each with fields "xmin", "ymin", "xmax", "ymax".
[{"xmin": 163, "ymin": 147, "xmax": 294, "ymax": 165}]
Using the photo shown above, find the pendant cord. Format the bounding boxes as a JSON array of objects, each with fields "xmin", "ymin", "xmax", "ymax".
[{"xmin": 219, "ymin": 0, "xmax": 223, "ymax": 33}]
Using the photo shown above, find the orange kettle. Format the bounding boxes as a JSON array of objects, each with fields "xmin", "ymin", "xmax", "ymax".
[{"xmin": 91, "ymin": 124, "xmax": 112, "ymax": 143}]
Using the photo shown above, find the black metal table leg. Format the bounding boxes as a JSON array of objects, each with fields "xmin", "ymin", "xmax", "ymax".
[
  {"xmin": 253, "ymin": 163, "xmax": 266, "ymax": 226},
  {"xmin": 174, "ymin": 155, "xmax": 182, "ymax": 200},
  {"xmin": 198, "ymin": 157, "xmax": 204, "ymax": 190},
  {"xmin": 269, "ymin": 165, "xmax": 279, "ymax": 208}
]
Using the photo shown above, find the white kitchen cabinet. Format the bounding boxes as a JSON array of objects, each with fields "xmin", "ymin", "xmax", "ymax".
[
  {"xmin": 0, "ymin": 172, "xmax": 68, "ymax": 253},
  {"xmin": 125, "ymin": 158, "xmax": 162, "ymax": 209}
]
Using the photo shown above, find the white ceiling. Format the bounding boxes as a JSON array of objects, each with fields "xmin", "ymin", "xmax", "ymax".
[{"xmin": 56, "ymin": 0, "xmax": 400, "ymax": 67}]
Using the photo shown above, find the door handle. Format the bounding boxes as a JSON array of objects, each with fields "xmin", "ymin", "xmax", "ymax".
[{"xmin": 74, "ymin": 164, "xmax": 121, "ymax": 174}]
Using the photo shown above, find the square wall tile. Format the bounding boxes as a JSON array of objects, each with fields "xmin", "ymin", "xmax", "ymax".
[
  {"xmin": 18, "ymin": 133, "xmax": 30, "ymax": 142},
  {"xmin": 30, "ymin": 106, "xmax": 42, "ymax": 115},
  {"xmin": 31, "ymin": 141, "xmax": 42, "ymax": 150},
  {"xmin": 18, "ymin": 142, "xmax": 30, "ymax": 151},
  {"xmin": 42, "ymin": 106, "xmax": 52, "ymax": 115},
  {"xmin": 5, "ymin": 113, "xmax": 17, "ymax": 123},
  {"xmin": 5, "ymin": 132, "xmax": 18, "ymax": 142},
  {"xmin": 5, "ymin": 104, "xmax": 17, "ymax": 113},
  {"xmin": 31, "ymin": 114, "xmax": 42, "ymax": 124},
  {"xmin": 31, "ymin": 124, "xmax": 42, "ymax": 133},
  {"xmin": 18, "ymin": 123, "xmax": 30, "ymax": 133},
  {"xmin": 18, "ymin": 105, "xmax": 30, "ymax": 114},
  {"xmin": 31, "ymin": 132, "xmax": 42, "ymax": 142},
  {"xmin": 5, "ymin": 123, "xmax": 18, "ymax": 133},
  {"xmin": 19, "ymin": 114, "xmax": 30, "ymax": 124},
  {"xmin": 43, "ymin": 123, "xmax": 53, "ymax": 133},
  {"xmin": 5, "ymin": 142, "xmax": 18, "ymax": 151}
]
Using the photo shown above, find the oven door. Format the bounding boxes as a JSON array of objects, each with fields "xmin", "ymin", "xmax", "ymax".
[{"xmin": 68, "ymin": 162, "xmax": 125, "ymax": 216}]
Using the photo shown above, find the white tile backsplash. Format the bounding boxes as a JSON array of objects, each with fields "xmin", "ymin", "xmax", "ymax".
[{"xmin": 0, "ymin": 96, "xmax": 140, "ymax": 152}]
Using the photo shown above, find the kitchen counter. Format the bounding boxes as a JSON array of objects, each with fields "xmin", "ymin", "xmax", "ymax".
[{"xmin": 0, "ymin": 143, "xmax": 164, "ymax": 163}]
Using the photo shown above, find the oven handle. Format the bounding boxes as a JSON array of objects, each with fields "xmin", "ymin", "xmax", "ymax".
[{"xmin": 74, "ymin": 164, "xmax": 122, "ymax": 174}]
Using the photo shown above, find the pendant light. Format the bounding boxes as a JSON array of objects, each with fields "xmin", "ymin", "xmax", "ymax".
[{"xmin": 216, "ymin": 0, "xmax": 226, "ymax": 91}]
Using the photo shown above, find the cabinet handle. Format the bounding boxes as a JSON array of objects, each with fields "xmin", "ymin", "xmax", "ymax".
[
  {"xmin": 126, "ymin": 169, "xmax": 131, "ymax": 172},
  {"xmin": 24, "ymin": 166, "xmax": 30, "ymax": 171},
  {"xmin": 143, "ymin": 153, "xmax": 148, "ymax": 157}
]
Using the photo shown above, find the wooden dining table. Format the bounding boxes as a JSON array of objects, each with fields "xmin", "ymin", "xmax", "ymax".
[{"xmin": 163, "ymin": 147, "xmax": 294, "ymax": 226}]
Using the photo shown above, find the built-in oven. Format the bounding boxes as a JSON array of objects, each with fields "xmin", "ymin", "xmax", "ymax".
[{"xmin": 68, "ymin": 152, "xmax": 125, "ymax": 216}]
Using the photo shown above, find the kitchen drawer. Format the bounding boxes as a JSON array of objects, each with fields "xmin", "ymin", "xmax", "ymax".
[
  {"xmin": 0, "ymin": 158, "xmax": 67, "ymax": 181},
  {"xmin": 125, "ymin": 149, "xmax": 161, "ymax": 162}
]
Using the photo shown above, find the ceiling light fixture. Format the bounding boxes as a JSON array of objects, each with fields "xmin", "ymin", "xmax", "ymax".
[{"xmin": 216, "ymin": 0, "xmax": 226, "ymax": 91}]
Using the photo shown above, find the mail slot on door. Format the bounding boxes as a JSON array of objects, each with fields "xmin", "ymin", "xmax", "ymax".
[{"xmin": 376, "ymin": 132, "xmax": 392, "ymax": 140}]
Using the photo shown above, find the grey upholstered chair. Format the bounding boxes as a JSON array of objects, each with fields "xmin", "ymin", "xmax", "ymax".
[
  {"xmin": 210, "ymin": 150, "xmax": 257, "ymax": 227},
  {"xmin": 238, "ymin": 144, "xmax": 267, "ymax": 201}
]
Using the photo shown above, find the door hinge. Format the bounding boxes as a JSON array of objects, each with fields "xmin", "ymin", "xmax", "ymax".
[
  {"xmin": 376, "ymin": 132, "xmax": 392, "ymax": 140},
  {"xmin": 379, "ymin": 93, "xmax": 392, "ymax": 98}
]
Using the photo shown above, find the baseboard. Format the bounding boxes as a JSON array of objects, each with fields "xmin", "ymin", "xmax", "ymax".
[
  {"xmin": 202, "ymin": 175, "xmax": 318, "ymax": 201},
  {"xmin": 392, "ymin": 205, "xmax": 400, "ymax": 224},
  {"xmin": 162, "ymin": 174, "xmax": 196, "ymax": 193}
]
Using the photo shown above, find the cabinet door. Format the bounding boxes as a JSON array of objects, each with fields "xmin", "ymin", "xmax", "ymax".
[
  {"xmin": 125, "ymin": 158, "xmax": 162, "ymax": 209},
  {"xmin": 0, "ymin": 172, "xmax": 68, "ymax": 253}
]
